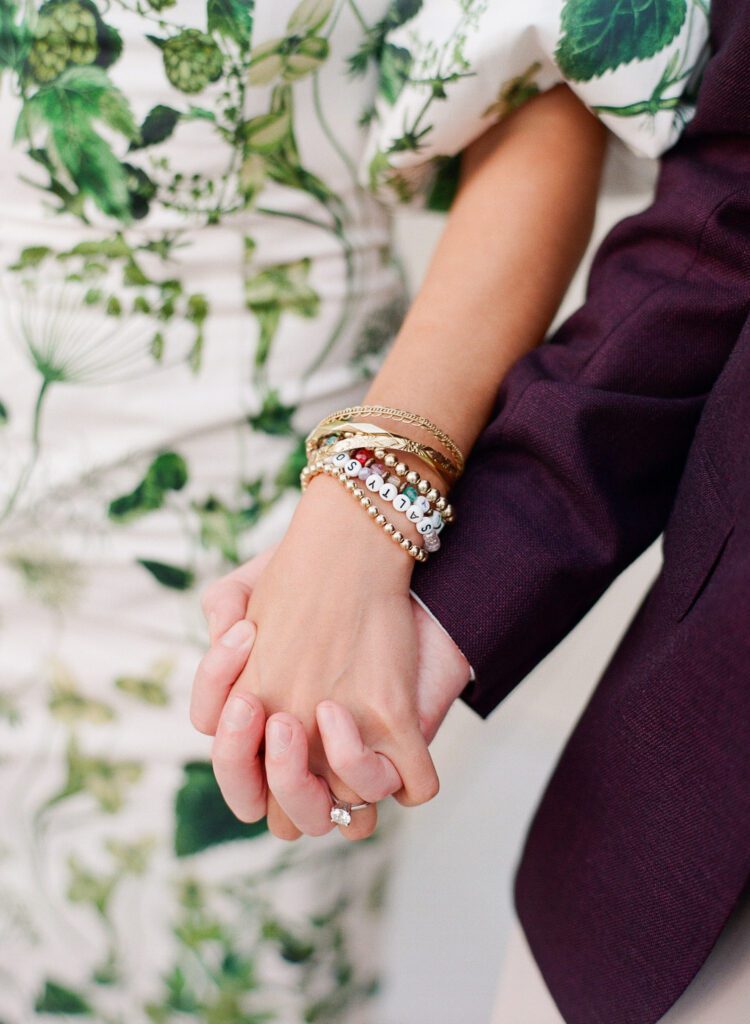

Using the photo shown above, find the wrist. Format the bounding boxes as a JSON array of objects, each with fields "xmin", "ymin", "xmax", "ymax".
[{"xmin": 291, "ymin": 473, "xmax": 415, "ymax": 587}]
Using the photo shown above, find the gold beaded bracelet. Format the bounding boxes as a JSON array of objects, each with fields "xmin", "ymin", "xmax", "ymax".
[
  {"xmin": 316, "ymin": 404, "xmax": 465, "ymax": 476},
  {"xmin": 306, "ymin": 420, "xmax": 460, "ymax": 483},
  {"xmin": 302, "ymin": 459, "xmax": 429, "ymax": 562}
]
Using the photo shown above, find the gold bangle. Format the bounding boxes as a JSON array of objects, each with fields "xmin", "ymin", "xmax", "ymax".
[
  {"xmin": 302, "ymin": 460, "xmax": 428, "ymax": 562},
  {"xmin": 306, "ymin": 421, "xmax": 460, "ymax": 483},
  {"xmin": 318, "ymin": 405, "xmax": 465, "ymax": 474}
]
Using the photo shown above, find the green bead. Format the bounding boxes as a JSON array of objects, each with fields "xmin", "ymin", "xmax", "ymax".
[
  {"xmin": 323, "ymin": 434, "xmax": 338, "ymax": 445},
  {"xmin": 403, "ymin": 485, "xmax": 418, "ymax": 501}
]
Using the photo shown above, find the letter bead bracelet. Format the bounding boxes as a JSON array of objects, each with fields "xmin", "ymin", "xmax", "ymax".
[
  {"xmin": 301, "ymin": 407, "xmax": 460, "ymax": 562},
  {"xmin": 301, "ymin": 448, "xmax": 454, "ymax": 561}
]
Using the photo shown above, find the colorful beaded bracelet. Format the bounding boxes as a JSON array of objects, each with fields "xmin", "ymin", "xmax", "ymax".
[
  {"xmin": 302, "ymin": 459, "xmax": 429, "ymax": 562},
  {"xmin": 301, "ymin": 448, "xmax": 453, "ymax": 555},
  {"xmin": 308, "ymin": 437, "xmax": 454, "ymax": 523}
]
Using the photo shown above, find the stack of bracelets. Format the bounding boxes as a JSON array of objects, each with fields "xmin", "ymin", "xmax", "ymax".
[{"xmin": 300, "ymin": 405, "xmax": 464, "ymax": 563}]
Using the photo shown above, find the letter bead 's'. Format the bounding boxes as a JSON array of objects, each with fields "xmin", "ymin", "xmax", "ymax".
[
  {"xmin": 392, "ymin": 494, "xmax": 411, "ymax": 513},
  {"xmin": 345, "ymin": 459, "xmax": 361, "ymax": 477},
  {"xmin": 379, "ymin": 482, "xmax": 399, "ymax": 502},
  {"xmin": 417, "ymin": 519, "xmax": 434, "ymax": 535},
  {"xmin": 365, "ymin": 474, "xmax": 383, "ymax": 493}
]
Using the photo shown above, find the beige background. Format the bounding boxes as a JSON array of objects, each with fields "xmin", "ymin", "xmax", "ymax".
[{"xmin": 379, "ymin": 141, "xmax": 661, "ymax": 1024}]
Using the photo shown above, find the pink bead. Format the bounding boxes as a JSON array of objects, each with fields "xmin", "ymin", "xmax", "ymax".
[{"xmin": 358, "ymin": 465, "xmax": 371, "ymax": 480}]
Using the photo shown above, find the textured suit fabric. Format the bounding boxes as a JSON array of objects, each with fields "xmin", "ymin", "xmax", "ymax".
[{"xmin": 411, "ymin": 3, "xmax": 750, "ymax": 1022}]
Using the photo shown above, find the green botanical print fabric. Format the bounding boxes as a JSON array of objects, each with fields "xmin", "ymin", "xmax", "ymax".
[
  {"xmin": 362, "ymin": 0, "xmax": 710, "ymax": 206},
  {"xmin": 0, "ymin": 0, "xmax": 709, "ymax": 1020}
]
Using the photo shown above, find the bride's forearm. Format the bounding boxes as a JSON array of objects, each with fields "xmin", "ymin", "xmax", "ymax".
[{"xmin": 365, "ymin": 84, "xmax": 607, "ymax": 456}]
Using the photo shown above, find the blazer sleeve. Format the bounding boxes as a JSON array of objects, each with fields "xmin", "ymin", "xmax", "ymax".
[{"xmin": 410, "ymin": 6, "xmax": 750, "ymax": 718}]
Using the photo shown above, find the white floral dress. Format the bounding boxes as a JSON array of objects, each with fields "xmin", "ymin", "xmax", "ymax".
[{"xmin": 0, "ymin": 1, "xmax": 709, "ymax": 1021}]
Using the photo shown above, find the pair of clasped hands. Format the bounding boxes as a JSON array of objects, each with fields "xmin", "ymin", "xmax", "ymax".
[{"xmin": 189, "ymin": 473, "xmax": 471, "ymax": 841}]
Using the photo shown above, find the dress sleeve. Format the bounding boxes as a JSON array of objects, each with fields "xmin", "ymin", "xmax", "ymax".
[{"xmin": 359, "ymin": 0, "xmax": 711, "ymax": 210}]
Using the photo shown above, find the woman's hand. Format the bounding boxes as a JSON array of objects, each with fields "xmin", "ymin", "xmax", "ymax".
[
  {"xmin": 191, "ymin": 480, "xmax": 471, "ymax": 842},
  {"xmin": 190, "ymin": 474, "xmax": 463, "ymax": 841}
]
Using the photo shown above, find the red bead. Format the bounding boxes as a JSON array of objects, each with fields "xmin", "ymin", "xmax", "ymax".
[{"xmin": 354, "ymin": 449, "xmax": 369, "ymax": 465}]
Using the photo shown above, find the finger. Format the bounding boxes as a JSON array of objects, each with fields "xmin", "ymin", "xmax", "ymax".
[
  {"xmin": 323, "ymin": 768, "xmax": 380, "ymax": 843},
  {"xmin": 211, "ymin": 692, "xmax": 267, "ymax": 823},
  {"xmin": 388, "ymin": 729, "xmax": 441, "ymax": 808},
  {"xmin": 200, "ymin": 545, "xmax": 277, "ymax": 642},
  {"xmin": 316, "ymin": 701, "xmax": 402, "ymax": 803},
  {"xmin": 266, "ymin": 791, "xmax": 302, "ymax": 842},
  {"xmin": 264, "ymin": 714, "xmax": 335, "ymax": 838},
  {"xmin": 190, "ymin": 619, "xmax": 257, "ymax": 735}
]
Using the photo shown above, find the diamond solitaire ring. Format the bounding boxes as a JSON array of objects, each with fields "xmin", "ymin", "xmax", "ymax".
[{"xmin": 330, "ymin": 796, "xmax": 369, "ymax": 827}]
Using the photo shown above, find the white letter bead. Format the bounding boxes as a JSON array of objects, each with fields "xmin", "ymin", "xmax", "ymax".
[
  {"xmin": 414, "ymin": 496, "xmax": 431, "ymax": 515},
  {"xmin": 406, "ymin": 505, "xmax": 423, "ymax": 523},
  {"xmin": 332, "ymin": 452, "xmax": 348, "ymax": 465},
  {"xmin": 392, "ymin": 494, "xmax": 411, "ymax": 513},
  {"xmin": 344, "ymin": 459, "xmax": 361, "ymax": 477},
  {"xmin": 416, "ymin": 519, "xmax": 434, "ymax": 535},
  {"xmin": 424, "ymin": 532, "xmax": 441, "ymax": 552},
  {"xmin": 365, "ymin": 474, "xmax": 383, "ymax": 493},
  {"xmin": 379, "ymin": 482, "xmax": 399, "ymax": 502},
  {"xmin": 429, "ymin": 511, "xmax": 444, "ymax": 531}
]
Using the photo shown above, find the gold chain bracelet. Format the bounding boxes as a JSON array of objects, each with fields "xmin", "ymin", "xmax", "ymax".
[
  {"xmin": 306, "ymin": 421, "xmax": 460, "ymax": 483},
  {"xmin": 316, "ymin": 405, "xmax": 464, "ymax": 476}
]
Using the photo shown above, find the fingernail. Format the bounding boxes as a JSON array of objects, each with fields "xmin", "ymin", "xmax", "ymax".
[
  {"xmin": 267, "ymin": 720, "xmax": 292, "ymax": 756},
  {"xmin": 220, "ymin": 620, "xmax": 254, "ymax": 649},
  {"xmin": 222, "ymin": 696, "xmax": 255, "ymax": 729}
]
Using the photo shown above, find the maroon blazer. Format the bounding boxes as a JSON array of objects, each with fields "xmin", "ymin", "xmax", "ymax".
[{"xmin": 412, "ymin": 3, "xmax": 750, "ymax": 1022}]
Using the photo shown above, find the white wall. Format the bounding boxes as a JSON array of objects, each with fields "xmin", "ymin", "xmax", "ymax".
[{"xmin": 379, "ymin": 143, "xmax": 660, "ymax": 1024}]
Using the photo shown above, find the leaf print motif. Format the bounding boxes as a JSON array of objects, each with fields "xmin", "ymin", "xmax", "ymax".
[
  {"xmin": 129, "ymin": 104, "xmax": 181, "ymax": 150},
  {"xmin": 556, "ymin": 0, "xmax": 688, "ymax": 82},
  {"xmin": 35, "ymin": 980, "xmax": 92, "ymax": 1014},
  {"xmin": 137, "ymin": 559, "xmax": 195, "ymax": 590},
  {"xmin": 48, "ymin": 661, "xmax": 116, "ymax": 725},
  {"xmin": 108, "ymin": 451, "xmax": 189, "ymax": 523},
  {"xmin": 174, "ymin": 762, "xmax": 268, "ymax": 856},
  {"xmin": 378, "ymin": 42, "xmax": 411, "ymax": 104},
  {"xmin": 207, "ymin": 0, "xmax": 254, "ymax": 48},
  {"xmin": 0, "ymin": 0, "xmax": 30, "ymax": 74},
  {"xmin": 115, "ymin": 659, "xmax": 172, "ymax": 706},
  {"xmin": 15, "ymin": 64, "xmax": 139, "ymax": 219}
]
